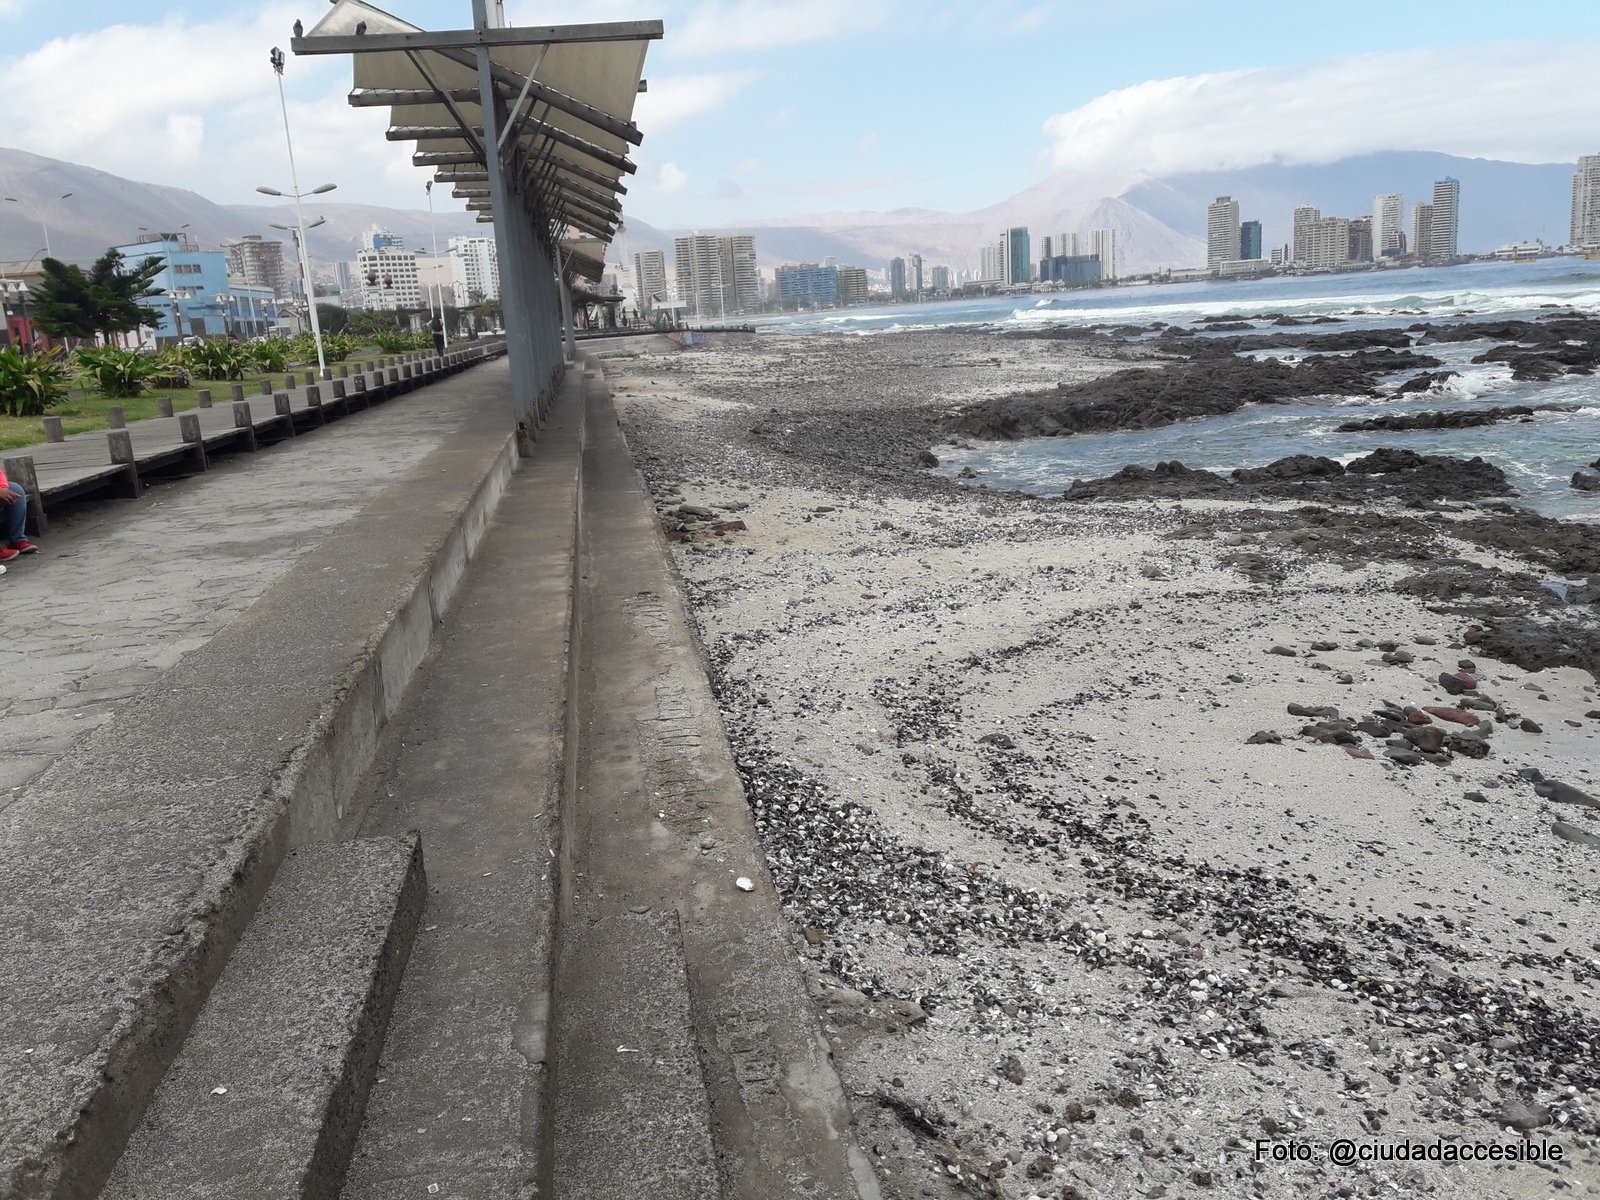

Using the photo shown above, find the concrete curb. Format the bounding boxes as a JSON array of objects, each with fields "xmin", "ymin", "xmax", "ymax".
[{"xmin": 0, "ymin": 363, "xmax": 527, "ymax": 1200}]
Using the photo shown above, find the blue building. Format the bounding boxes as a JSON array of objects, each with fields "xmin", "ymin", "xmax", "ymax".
[
  {"xmin": 1239, "ymin": 220, "xmax": 1263, "ymax": 261},
  {"xmin": 108, "ymin": 233, "xmax": 275, "ymax": 343},
  {"xmin": 1039, "ymin": 254, "xmax": 1102, "ymax": 286},
  {"xmin": 775, "ymin": 264, "xmax": 839, "ymax": 306},
  {"xmin": 1006, "ymin": 227, "xmax": 1031, "ymax": 284}
]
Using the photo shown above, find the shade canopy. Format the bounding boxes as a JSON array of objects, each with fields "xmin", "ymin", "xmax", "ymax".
[{"xmin": 295, "ymin": 0, "xmax": 660, "ymax": 282}]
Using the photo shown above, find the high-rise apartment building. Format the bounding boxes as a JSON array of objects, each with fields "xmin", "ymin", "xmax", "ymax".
[
  {"xmin": 929, "ymin": 265, "xmax": 951, "ymax": 291},
  {"xmin": 1347, "ymin": 216, "xmax": 1373, "ymax": 263},
  {"xmin": 672, "ymin": 233, "xmax": 758, "ymax": 317},
  {"xmin": 357, "ymin": 246, "xmax": 423, "ymax": 311},
  {"xmin": 774, "ymin": 264, "xmax": 838, "ymax": 306},
  {"xmin": 1412, "ymin": 203, "xmax": 1436, "ymax": 261},
  {"xmin": 907, "ymin": 253, "xmax": 924, "ymax": 295},
  {"xmin": 1039, "ymin": 237, "xmax": 1052, "ymax": 260},
  {"xmin": 1305, "ymin": 217, "xmax": 1351, "ymax": 270},
  {"xmin": 836, "ymin": 265, "xmax": 869, "ymax": 304},
  {"xmin": 448, "ymin": 235, "xmax": 500, "ymax": 307},
  {"xmin": 1239, "ymin": 220, "xmax": 1262, "ymax": 261},
  {"xmin": 1206, "ymin": 196, "xmax": 1241, "ymax": 270},
  {"xmin": 1056, "ymin": 232, "xmax": 1080, "ymax": 258},
  {"xmin": 1003, "ymin": 228, "xmax": 1032, "ymax": 285},
  {"xmin": 223, "ymin": 235, "xmax": 289, "ymax": 299},
  {"xmin": 1373, "ymin": 193, "xmax": 1405, "ymax": 258},
  {"xmin": 978, "ymin": 241, "xmax": 1004, "ymax": 283},
  {"xmin": 1292, "ymin": 205, "xmax": 1321, "ymax": 263},
  {"xmin": 887, "ymin": 257, "xmax": 907, "ymax": 296},
  {"xmin": 1573, "ymin": 155, "xmax": 1600, "ymax": 247},
  {"xmin": 1087, "ymin": 228, "xmax": 1116, "ymax": 279},
  {"xmin": 632, "ymin": 248, "xmax": 668, "ymax": 309},
  {"xmin": 1430, "ymin": 178, "xmax": 1460, "ymax": 259}
]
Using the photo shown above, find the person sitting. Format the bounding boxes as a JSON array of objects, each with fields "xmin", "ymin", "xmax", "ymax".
[{"xmin": 0, "ymin": 464, "xmax": 40, "ymax": 563}]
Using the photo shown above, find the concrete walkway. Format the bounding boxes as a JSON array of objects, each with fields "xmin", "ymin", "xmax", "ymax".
[{"xmin": 0, "ymin": 362, "xmax": 516, "ymax": 805}]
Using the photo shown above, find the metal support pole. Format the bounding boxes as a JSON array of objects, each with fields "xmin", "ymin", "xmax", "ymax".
[{"xmin": 471, "ymin": 0, "xmax": 536, "ymax": 440}]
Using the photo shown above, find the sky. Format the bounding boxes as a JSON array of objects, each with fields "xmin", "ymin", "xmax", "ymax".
[{"xmin": 2, "ymin": 0, "xmax": 1600, "ymax": 228}]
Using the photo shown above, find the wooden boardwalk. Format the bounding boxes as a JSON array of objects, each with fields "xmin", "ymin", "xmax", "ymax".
[{"xmin": 1, "ymin": 342, "xmax": 505, "ymax": 534}]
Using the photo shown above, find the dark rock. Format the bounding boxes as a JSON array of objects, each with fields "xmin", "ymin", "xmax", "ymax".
[
  {"xmin": 1287, "ymin": 703, "xmax": 1339, "ymax": 718},
  {"xmin": 998, "ymin": 1055, "xmax": 1026, "ymax": 1085},
  {"xmin": 1493, "ymin": 1099, "xmax": 1552, "ymax": 1131},
  {"xmin": 914, "ymin": 449, "xmax": 940, "ymax": 468},
  {"xmin": 1403, "ymin": 725, "xmax": 1447, "ymax": 753},
  {"xmin": 1533, "ymin": 779, "xmax": 1600, "ymax": 810},
  {"xmin": 1386, "ymin": 748, "xmax": 1424, "ymax": 766},
  {"xmin": 1553, "ymin": 820, "xmax": 1600, "ymax": 849},
  {"xmin": 1335, "ymin": 403, "xmax": 1568, "ymax": 433},
  {"xmin": 1246, "ymin": 730, "xmax": 1282, "ymax": 745},
  {"xmin": 1572, "ymin": 471, "xmax": 1600, "ymax": 492},
  {"xmin": 1268, "ymin": 646, "xmax": 1297, "ymax": 657},
  {"xmin": 1519, "ymin": 718, "xmax": 1543, "ymax": 733}
]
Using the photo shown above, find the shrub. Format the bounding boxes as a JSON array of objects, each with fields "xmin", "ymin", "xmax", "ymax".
[
  {"xmin": 184, "ymin": 341, "xmax": 250, "ymax": 381},
  {"xmin": 74, "ymin": 346, "xmax": 154, "ymax": 398},
  {"xmin": 321, "ymin": 333, "xmax": 358, "ymax": 362},
  {"xmin": 372, "ymin": 330, "xmax": 431, "ymax": 353},
  {"xmin": 0, "ymin": 347, "xmax": 74, "ymax": 417},
  {"xmin": 247, "ymin": 339, "xmax": 293, "ymax": 373}
]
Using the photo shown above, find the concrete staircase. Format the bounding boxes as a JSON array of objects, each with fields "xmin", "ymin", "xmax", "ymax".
[{"xmin": 1, "ymin": 353, "xmax": 875, "ymax": 1198}]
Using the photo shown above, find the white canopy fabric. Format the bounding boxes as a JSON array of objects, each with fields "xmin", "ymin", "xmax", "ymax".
[{"xmin": 300, "ymin": 0, "xmax": 654, "ymax": 282}]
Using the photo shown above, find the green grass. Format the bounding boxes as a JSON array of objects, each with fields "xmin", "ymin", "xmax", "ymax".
[{"xmin": 0, "ymin": 350, "xmax": 399, "ymax": 451}]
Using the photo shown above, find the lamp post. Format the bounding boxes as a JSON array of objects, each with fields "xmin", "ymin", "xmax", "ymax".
[
  {"xmin": 262, "ymin": 45, "xmax": 332, "ymax": 374},
  {"xmin": 424, "ymin": 180, "xmax": 450, "ymax": 348},
  {"xmin": 5, "ymin": 192, "xmax": 72, "ymax": 257},
  {"xmin": 268, "ymin": 216, "xmax": 326, "ymax": 342}
]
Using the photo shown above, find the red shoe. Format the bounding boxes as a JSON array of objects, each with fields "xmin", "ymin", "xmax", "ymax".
[
  {"xmin": 9, "ymin": 539, "xmax": 37, "ymax": 555},
  {"xmin": 0, "ymin": 547, "xmax": 17, "ymax": 563}
]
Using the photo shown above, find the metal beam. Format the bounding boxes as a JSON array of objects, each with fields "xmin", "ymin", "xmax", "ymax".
[
  {"xmin": 290, "ymin": 21, "xmax": 662, "ymax": 56},
  {"xmin": 405, "ymin": 49, "xmax": 487, "ymax": 163},
  {"xmin": 349, "ymin": 87, "xmax": 486, "ymax": 107},
  {"xmin": 520, "ymin": 122, "xmax": 635, "ymax": 174}
]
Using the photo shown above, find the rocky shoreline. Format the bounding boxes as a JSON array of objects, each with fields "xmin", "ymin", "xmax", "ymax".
[{"xmin": 605, "ymin": 326, "xmax": 1600, "ymax": 1200}]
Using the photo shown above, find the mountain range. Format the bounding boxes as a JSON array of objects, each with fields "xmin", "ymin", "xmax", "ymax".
[{"xmin": 1, "ymin": 146, "xmax": 1580, "ymax": 281}]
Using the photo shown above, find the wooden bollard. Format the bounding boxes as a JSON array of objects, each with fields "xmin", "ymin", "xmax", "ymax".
[
  {"xmin": 157, "ymin": 396, "xmax": 174, "ymax": 418},
  {"xmin": 320, "ymin": 368, "xmax": 332, "ymax": 381},
  {"xmin": 196, "ymin": 389, "xmax": 213, "ymax": 408},
  {"xmin": 338, "ymin": 364, "xmax": 348, "ymax": 378},
  {"xmin": 107, "ymin": 407, "xmax": 126, "ymax": 429},
  {"xmin": 42, "ymin": 416, "xmax": 64, "ymax": 442},
  {"xmin": 231, "ymin": 383, "xmax": 247, "ymax": 403},
  {"xmin": 232, "ymin": 401, "xmax": 258, "ymax": 451},
  {"xmin": 331, "ymin": 380, "xmax": 346, "ymax": 399},
  {"xmin": 303, "ymin": 370, "xmax": 315, "ymax": 386},
  {"xmin": 274, "ymin": 393, "xmax": 298, "ymax": 437},
  {"xmin": 1, "ymin": 454, "xmax": 47, "ymax": 535},
  {"xmin": 178, "ymin": 412, "xmax": 207, "ymax": 471},
  {"xmin": 106, "ymin": 429, "xmax": 142, "ymax": 497},
  {"xmin": 259, "ymin": 379, "xmax": 273, "ymax": 395}
]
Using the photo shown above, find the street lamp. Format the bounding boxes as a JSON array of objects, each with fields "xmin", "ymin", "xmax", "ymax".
[
  {"xmin": 424, "ymin": 180, "xmax": 450, "ymax": 348},
  {"xmin": 262, "ymin": 44, "xmax": 333, "ymax": 374},
  {"xmin": 268, "ymin": 216, "xmax": 326, "ymax": 339},
  {"xmin": 5, "ymin": 192, "xmax": 72, "ymax": 257}
]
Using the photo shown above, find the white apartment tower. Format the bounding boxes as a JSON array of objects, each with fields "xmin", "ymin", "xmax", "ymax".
[
  {"xmin": 1430, "ymin": 178, "xmax": 1460, "ymax": 259},
  {"xmin": 632, "ymin": 248, "xmax": 669, "ymax": 308},
  {"xmin": 1087, "ymin": 228, "xmax": 1116, "ymax": 279},
  {"xmin": 1574, "ymin": 155, "xmax": 1600, "ymax": 248},
  {"xmin": 672, "ymin": 233, "xmax": 759, "ymax": 318},
  {"xmin": 356, "ymin": 246, "xmax": 423, "ymax": 311},
  {"xmin": 1056, "ymin": 232, "xmax": 1080, "ymax": 258},
  {"xmin": 979, "ymin": 240, "xmax": 1005, "ymax": 283},
  {"xmin": 1292, "ymin": 205, "xmax": 1321, "ymax": 264},
  {"xmin": 1206, "ymin": 196, "xmax": 1241, "ymax": 270},
  {"xmin": 448, "ymin": 235, "xmax": 500, "ymax": 307},
  {"xmin": 1305, "ymin": 217, "xmax": 1351, "ymax": 270},
  {"xmin": 1372, "ymin": 193, "xmax": 1404, "ymax": 259}
]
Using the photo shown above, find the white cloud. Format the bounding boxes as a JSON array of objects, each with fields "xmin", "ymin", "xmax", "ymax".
[
  {"xmin": 656, "ymin": 162, "xmax": 689, "ymax": 192},
  {"xmin": 855, "ymin": 133, "xmax": 879, "ymax": 155},
  {"xmin": 0, "ymin": 5, "xmax": 439, "ymax": 210},
  {"xmin": 672, "ymin": 0, "xmax": 895, "ymax": 55},
  {"xmin": 1042, "ymin": 42, "xmax": 1600, "ymax": 189},
  {"xmin": 733, "ymin": 157, "xmax": 763, "ymax": 174},
  {"xmin": 634, "ymin": 71, "xmax": 759, "ymax": 130}
]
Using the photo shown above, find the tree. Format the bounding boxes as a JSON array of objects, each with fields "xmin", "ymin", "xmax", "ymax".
[
  {"xmin": 315, "ymin": 302, "xmax": 348, "ymax": 335},
  {"xmin": 31, "ymin": 250, "xmax": 166, "ymax": 342}
]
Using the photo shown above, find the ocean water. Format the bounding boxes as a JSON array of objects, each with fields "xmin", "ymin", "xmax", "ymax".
[{"xmin": 758, "ymin": 259, "xmax": 1600, "ymax": 517}]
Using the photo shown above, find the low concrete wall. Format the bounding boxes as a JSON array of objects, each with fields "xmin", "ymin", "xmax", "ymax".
[{"xmin": 0, "ymin": 367, "xmax": 523, "ymax": 1199}]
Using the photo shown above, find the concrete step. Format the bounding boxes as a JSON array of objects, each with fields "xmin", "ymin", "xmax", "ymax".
[
  {"xmin": 337, "ymin": 373, "xmax": 585, "ymax": 1198},
  {"xmin": 549, "ymin": 911, "xmax": 719, "ymax": 1198},
  {"xmin": 101, "ymin": 835, "xmax": 426, "ymax": 1200}
]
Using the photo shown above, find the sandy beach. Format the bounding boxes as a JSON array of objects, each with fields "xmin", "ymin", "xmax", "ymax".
[{"xmin": 604, "ymin": 327, "xmax": 1599, "ymax": 1200}]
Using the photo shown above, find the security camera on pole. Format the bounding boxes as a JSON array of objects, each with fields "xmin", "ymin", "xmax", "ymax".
[{"xmin": 262, "ymin": 44, "xmax": 332, "ymax": 375}]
